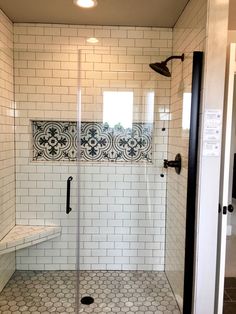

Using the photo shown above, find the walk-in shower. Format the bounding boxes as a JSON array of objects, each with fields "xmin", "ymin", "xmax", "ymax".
[{"xmin": 0, "ymin": 22, "xmax": 202, "ymax": 314}]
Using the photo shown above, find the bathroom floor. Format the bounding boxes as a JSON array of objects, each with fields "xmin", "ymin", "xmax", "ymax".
[
  {"xmin": 0, "ymin": 270, "xmax": 180, "ymax": 313},
  {"xmin": 223, "ymin": 236, "xmax": 236, "ymax": 313},
  {"xmin": 224, "ymin": 277, "xmax": 236, "ymax": 314},
  {"xmin": 225, "ymin": 235, "xmax": 236, "ymax": 277}
]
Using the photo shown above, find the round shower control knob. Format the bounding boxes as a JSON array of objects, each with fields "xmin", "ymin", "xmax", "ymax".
[{"xmin": 163, "ymin": 153, "xmax": 181, "ymax": 175}]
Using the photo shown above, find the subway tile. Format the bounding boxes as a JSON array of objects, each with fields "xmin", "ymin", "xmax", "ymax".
[{"xmin": 12, "ymin": 22, "xmax": 171, "ymax": 274}]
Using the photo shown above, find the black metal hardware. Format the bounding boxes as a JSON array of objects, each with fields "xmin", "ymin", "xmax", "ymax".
[
  {"xmin": 228, "ymin": 204, "xmax": 234, "ymax": 213},
  {"xmin": 66, "ymin": 176, "xmax": 73, "ymax": 214},
  {"xmin": 223, "ymin": 204, "xmax": 234, "ymax": 214},
  {"xmin": 163, "ymin": 153, "xmax": 181, "ymax": 174},
  {"xmin": 183, "ymin": 52, "xmax": 203, "ymax": 314},
  {"xmin": 232, "ymin": 154, "xmax": 236, "ymax": 198},
  {"xmin": 223, "ymin": 206, "xmax": 227, "ymax": 215}
]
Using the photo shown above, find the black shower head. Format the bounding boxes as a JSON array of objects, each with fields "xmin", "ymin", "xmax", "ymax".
[
  {"xmin": 149, "ymin": 54, "xmax": 184, "ymax": 77},
  {"xmin": 149, "ymin": 61, "xmax": 171, "ymax": 77}
]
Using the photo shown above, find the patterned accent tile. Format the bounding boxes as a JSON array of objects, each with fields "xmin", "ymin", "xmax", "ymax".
[
  {"xmin": 33, "ymin": 121, "xmax": 77, "ymax": 161},
  {"xmin": 80, "ymin": 122, "xmax": 152, "ymax": 162},
  {"xmin": 32, "ymin": 121, "xmax": 152, "ymax": 162},
  {"xmin": 0, "ymin": 270, "xmax": 180, "ymax": 313}
]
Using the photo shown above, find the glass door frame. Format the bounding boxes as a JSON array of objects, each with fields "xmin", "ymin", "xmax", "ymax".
[{"xmin": 183, "ymin": 51, "xmax": 203, "ymax": 314}]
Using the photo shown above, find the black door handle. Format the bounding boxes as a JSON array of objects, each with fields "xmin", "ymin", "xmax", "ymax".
[{"xmin": 66, "ymin": 176, "xmax": 73, "ymax": 214}]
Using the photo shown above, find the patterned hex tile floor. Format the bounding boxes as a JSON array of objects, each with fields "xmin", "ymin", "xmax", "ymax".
[
  {"xmin": 0, "ymin": 270, "xmax": 180, "ymax": 314},
  {"xmin": 0, "ymin": 271, "xmax": 76, "ymax": 313}
]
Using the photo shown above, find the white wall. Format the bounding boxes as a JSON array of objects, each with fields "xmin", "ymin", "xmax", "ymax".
[
  {"xmin": 79, "ymin": 46, "xmax": 170, "ymax": 271},
  {"xmin": 0, "ymin": 9, "xmax": 15, "ymax": 292},
  {"xmin": 165, "ymin": 0, "xmax": 207, "ymax": 309},
  {"xmin": 194, "ymin": 0, "xmax": 229, "ymax": 313},
  {"xmin": 14, "ymin": 24, "xmax": 172, "ymax": 271}
]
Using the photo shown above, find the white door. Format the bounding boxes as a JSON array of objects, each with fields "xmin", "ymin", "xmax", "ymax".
[{"xmin": 215, "ymin": 43, "xmax": 236, "ymax": 314}]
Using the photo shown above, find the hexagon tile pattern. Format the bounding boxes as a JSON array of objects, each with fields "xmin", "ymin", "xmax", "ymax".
[
  {"xmin": 0, "ymin": 270, "xmax": 180, "ymax": 313},
  {"xmin": 0, "ymin": 271, "xmax": 76, "ymax": 314}
]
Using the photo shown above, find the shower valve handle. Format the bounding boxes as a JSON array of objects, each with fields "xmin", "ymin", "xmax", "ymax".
[
  {"xmin": 164, "ymin": 159, "xmax": 179, "ymax": 168},
  {"xmin": 163, "ymin": 153, "xmax": 182, "ymax": 175}
]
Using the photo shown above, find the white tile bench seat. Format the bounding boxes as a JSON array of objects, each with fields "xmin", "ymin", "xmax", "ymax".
[{"xmin": 0, "ymin": 225, "xmax": 61, "ymax": 255}]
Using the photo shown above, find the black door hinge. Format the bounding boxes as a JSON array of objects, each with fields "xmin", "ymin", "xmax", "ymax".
[
  {"xmin": 220, "ymin": 204, "xmax": 234, "ymax": 215},
  {"xmin": 223, "ymin": 206, "xmax": 227, "ymax": 215}
]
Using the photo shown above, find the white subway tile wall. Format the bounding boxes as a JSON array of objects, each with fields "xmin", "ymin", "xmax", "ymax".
[
  {"xmin": 165, "ymin": 0, "xmax": 207, "ymax": 308},
  {"xmin": 0, "ymin": 9, "xmax": 15, "ymax": 292},
  {"xmin": 14, "ymin": 24, "xmax": 172, "ymax": 271},
  {"xmin": 79, "ymin": 46, "xmax": 169, "ymax": 271}
]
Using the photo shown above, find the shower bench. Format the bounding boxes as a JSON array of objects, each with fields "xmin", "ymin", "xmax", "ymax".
[{"xmin": 0, "ymin": 225, "xmax": 61, "ymax": 255}]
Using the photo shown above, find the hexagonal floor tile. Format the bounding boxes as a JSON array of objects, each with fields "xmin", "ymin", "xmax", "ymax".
[{"xmin": 0, "ymin": 270, "xmax": 180, "ymax": 313}]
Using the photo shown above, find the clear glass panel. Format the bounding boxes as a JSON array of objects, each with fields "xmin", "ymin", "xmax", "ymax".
[
  {"xmin": 0, "ymin": 43, "xmax": 195, "ymax": 314},
  {"xmin": 78, "ymin": 47, "xmax": 181, "ymax": 313},
  {"xmin": 0, "ymin": 47, "xmax": 79, "ymax": 312},
  {"xmin": 165, "ymin": 52, "xmax": 194, "ymax": 310}
]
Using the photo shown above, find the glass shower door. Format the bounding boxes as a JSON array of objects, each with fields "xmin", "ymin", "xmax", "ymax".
[
  {"xmin": 77, "ymin": 47, "xmax": 180, "ymax": 313},
  {"xmin": 165, "ymin": 51, "xmax": 203, "ymax": 313}
]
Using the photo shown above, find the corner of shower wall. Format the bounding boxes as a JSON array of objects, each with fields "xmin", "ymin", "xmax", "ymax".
[{"xmin": 0, "ymin": 9, "xmax": 16, "ymax": 292}]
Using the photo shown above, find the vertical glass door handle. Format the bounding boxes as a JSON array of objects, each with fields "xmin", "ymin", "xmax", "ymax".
[{"xmin": 66, "ymin": 176, "xmax": 73, "ymax": 214}]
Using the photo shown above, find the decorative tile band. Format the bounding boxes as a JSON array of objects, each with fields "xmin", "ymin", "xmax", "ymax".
[
  {"xmin": 33, "ymin": 121, "xmax": 77, "ymax": 161},
  {"xmin": 32, "ymin": 121, "xmax": 152, "ymax": 162},
  {"xmin": 80, "ymin": 122, "xmax": 152, "ymax": 162}
]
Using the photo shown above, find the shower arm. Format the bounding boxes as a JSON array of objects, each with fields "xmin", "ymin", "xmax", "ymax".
[{"xmin": 163, "ymin": 54, "xmax": 185, "ymax": 64}]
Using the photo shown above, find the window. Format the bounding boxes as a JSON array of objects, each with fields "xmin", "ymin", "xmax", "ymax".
[{"xmin": 103, "ymin": 91, "xmax": 133, "ymax": 128}]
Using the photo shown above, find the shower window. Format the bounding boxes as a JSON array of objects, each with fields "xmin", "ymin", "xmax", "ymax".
[{"xmin": 103, "ymin": 91, "xmax": 134, "ymax": 128}]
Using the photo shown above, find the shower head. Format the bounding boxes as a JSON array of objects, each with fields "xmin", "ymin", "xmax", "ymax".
[
  {"xmin": 149, "ymin": 61, "xmax": 171, "ymax": 77},
  {"xmin": 149, "ymin": 54, "xmax": 184, "ymax": 77}
]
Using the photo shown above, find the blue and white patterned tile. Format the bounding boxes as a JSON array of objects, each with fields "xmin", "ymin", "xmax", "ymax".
[
  {"xmin": 114, "ymin": 123, "xmax": 152, "ymax": 163},
  {"xmin": 33, "ymin": 121, "xmax": 77, "ymax": 161},
  {"xmin": 80, "ymin": 122, "xmax": 113, "ymax": 161},
  {"xmin": 80, "ymin": 122, "xmax": 152, "ymax": 162},
  {"xmin": 32, "ymin": 121, "xmax": 152, "ymax": 162}
]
